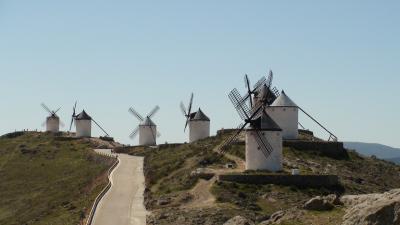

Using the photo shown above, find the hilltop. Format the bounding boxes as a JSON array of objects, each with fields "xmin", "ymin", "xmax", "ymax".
[
  {"xmin": 117, "ymin": 131, "xmax": 400, "ymax": 225},
  {"xmin": 0, "ymin": 132, "xmax": 116, "ymax": 225}
]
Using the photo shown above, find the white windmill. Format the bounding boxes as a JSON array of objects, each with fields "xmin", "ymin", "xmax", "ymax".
[
  {"xmin": 180, "ymin": 93, "xmax": 210, "ymax": 143},
  {"xmin": 41, "ymin": 103, "xmax": 64, "ymax": 133},
  {"xmin": 69, "ymin": 101, "xmax": 110, "ymax": 138},
  {"xmin": 265, "ymin": 90, "xmax": 299, "ymax": 139},
  {"xmin": 220, "ymin": 74, "xmax": 283, "ymax": 172},
  {"xmin": 249, "ymin": 71, "xmax": 337, "ymax": 142},
  {"xmin": 128, "ymin": 106, "xmax": 160, "ymax": 146}
]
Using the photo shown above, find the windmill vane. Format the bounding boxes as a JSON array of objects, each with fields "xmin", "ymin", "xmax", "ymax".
[{"xmin": 128, "ymin": 105, "xmax": 160, "ymax": 146}]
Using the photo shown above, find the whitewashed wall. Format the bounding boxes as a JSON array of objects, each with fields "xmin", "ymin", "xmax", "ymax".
[
  {"xmin": 245, "ymin": 130, "xmax": 282, "ymax": 171},
  {"xmin": 189, "ymin": 120, "xmax": 210, "ymax": 143},
  {"xmin": 76, "ymin": 120, "xmax": 92, "ymax": 137},
  {"xmin": 265, "ymin": 107, "xmax": 298, "ymax": 139},
  {"xmin": 139, "ymin": 125, "xmax": 157, "ymax": 146},
  {"xmin": 46, "ymin": 117, "xmax": 59, "ymax": 133}
]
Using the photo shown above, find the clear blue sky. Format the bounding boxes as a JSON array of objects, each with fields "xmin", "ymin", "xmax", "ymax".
[{"xmin": 1, "ymin": 1, "xmax": 399, "ymax": 147}]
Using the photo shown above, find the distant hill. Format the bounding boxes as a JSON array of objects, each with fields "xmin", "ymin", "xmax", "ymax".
[{"xmin": 344, "ymin": 142, "xmax": 400, "ymax": 163}]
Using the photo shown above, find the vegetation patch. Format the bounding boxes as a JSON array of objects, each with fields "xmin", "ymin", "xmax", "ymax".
[{"xmin": 0, "ymin": 132, "xmax": 115, "ymax": 225}]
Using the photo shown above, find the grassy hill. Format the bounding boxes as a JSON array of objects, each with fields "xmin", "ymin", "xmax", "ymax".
[
  {"xmin": 118, "ymin": 132, "xmax": 400, "ymax": 225},
  {"xmin": 0, "ymin": 132, "xmax": 115, "ymax": 225}
]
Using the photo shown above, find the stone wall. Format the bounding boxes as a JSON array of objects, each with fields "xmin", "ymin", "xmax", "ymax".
[
  {"xmin": 218, "ymin": 174, "xmax": 340, "ymax": 188},
  {"xmin": 283, "ymin": 140, "xmax": 348, "ymax": 159}
]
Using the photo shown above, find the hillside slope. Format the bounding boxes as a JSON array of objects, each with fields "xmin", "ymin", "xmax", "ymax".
[
  {"xmin": 0, "ymin": 132, "xmax": 115, "ymax": 225},
  {"xmin": 119, "ymin": 133, "xmax": 400, "ymax": 225}
]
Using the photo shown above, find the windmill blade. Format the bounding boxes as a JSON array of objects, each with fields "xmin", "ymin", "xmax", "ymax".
[
  {"xmin": 60, "ymin": 120, "xmax": 65, "ymax": 128},
  {"xmin": 157, "ymin": 131, "xmax": 161, "ymax": 138},
  {"xmin": 150, "ymin": 127, "xmax": 157, "ymax": 144},
  {"xmin": 54, "ymin": 107, "xmax": 61, "ymax": 114},
  {"xmin": 253, "ymin": 130, "xmax": 275, "ymax": 160},
  {"xmin": 41, "ymin": 103, "xmax": 52, "ymax": 114},
  {"xmin": 69, "ymin": 118, "xmax": 75, "ymax": 131},
  {"xmin": 180, "ymin": 102, "xmax": 187, "ymax": 116},
  {"xmin": 266, "ymin": 70, "xmax": 273, "ymax": 88},
  {"xmin": 70, "ymin": 101, "xmax": 77, "ymax": 131},
  {"xmin": 219, "ymin": 123, "xmax": 247, "ymax": 153},
  {"xmin": 184, "ymin": 117, "xmax": 190, "ymax": 132},
  {"xmin": 129, "ymin": 107, "xmax": 144, "ymax": 121},
  {"xmin": 147, "ymin": 105, "xmax": 160, "ymax": 119},
  {"xmin": 73, "ymin": 101, "xmax": 77, "ymax": 114},
  {"xmin": 244, "ymin": 74, "xmax": 253, "ymax": 108},
  {"xmin": 228, "ymin": 88, "xmax": 251, "ymax": 121},
  {"xmin": 92, "ymin": 118, "xmax": 110, "ymax": 137},
  {"xmin": 129, "ymin": 126, "xmax": 139, "ymax": 139},
  {"xmin": 242, "ymin": 76, "xmax": 267, "ymax": 106},
  {"xmin": 187, "ymin": 93, "xmax": 194, "ymax": 116},
  {"xmin": 41, "ymin": 121, "xmax": 46, "ymax": 127},
  {"xmin": 253, "ymin": 76, "xmax": 267, "ymax": 90}
]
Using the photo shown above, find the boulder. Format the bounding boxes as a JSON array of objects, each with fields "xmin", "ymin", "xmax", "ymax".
[
  {"xmin": 157, "ymin": 198, "xmax": 171, "ymax": 206},
  {"xmin": 303, "ymin": 196, "xmax": 334, "ymax": 211},
  {"xmin": 259, "ymin": 208, "xmax": 304, "ymax": 225},
  {"xmin": 223, "ymin": 216, "xmax": 254, "ymax": 225},
  {"xmin": 341, "ymin": 189, "xmax": 400, "ymax": 225},
  {"xmin": 258, "ymin": 211, "xmax": 285, "ymax": 224}
]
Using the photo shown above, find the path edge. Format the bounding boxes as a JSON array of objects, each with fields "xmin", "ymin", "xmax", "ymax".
[{"xmin": 85, "ymin": 150, "xmax": 120, "ymax": 225}]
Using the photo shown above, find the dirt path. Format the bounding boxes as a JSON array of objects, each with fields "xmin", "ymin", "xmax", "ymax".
[{"xmin": 182, "ymin": 146, "xmax": 246, "ymax": 209}]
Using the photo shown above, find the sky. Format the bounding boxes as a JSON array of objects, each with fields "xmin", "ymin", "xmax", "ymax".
[{"xmin": 0, "ymin": 1, "xmax": 399, "ymax": 147}]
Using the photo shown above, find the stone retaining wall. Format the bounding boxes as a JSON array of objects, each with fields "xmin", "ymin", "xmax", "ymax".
[
  {"xmin": 283, "ymin": 140, "xmax": 348, "ymax": 159},
  {"xmin": 218, "ymin": 174, "xmax": 340, "ymax": 188}
]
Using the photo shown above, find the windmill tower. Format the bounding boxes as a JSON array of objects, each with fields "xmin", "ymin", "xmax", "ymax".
[
  {"xmin": 41, "ymin": 103, "xmax": 63, "ymax": 133},
  {"xmin": 265, "ymin": 90, "xmax": 298, "ymax": 139},
  {"xmin": 180, "ymin": 93, "xmax": 210, "ymax": 143},
  {"xmin": 128, "ymin": 106, "xmax": 160, "ymax": 146},
  {"xmin": 220, "ymin": 74, "xmax": 283, "ymax": 172},
  {"xmin": 69, "ymin": 102, "xmax": 110, "ymax": 138}
]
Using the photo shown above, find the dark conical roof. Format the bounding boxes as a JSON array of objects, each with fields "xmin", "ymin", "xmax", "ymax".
[
  {"xmin": 191, "ymin": 108, "xmax": 210, "ymax": 121},
  {"xmin": 251, "ymin": 112, "xmax": 282, "ymax": 131},
  {"xmin": 140, "ymin": 117, "xmax": 156, "ymax": 126},
  {"xmin": 48, "ymin": 114, "xmax": 59, "ymax": 119},
  {"xmin": 75, "ymin": 110, "xmax": 92, "ymax": 120}
]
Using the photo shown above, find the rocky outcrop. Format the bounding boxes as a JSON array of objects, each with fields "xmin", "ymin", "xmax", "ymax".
[
  {"xmin": 303, "ymin": 194, "xmax": 341, "ymax": 211},
  {"xmin": 259, "ymin": 208, "xmax": 304, "ymax": 225},
  {"xmin": 341, "ymin": 189, "xmax": 400, "ymax": 225},
  {"xmin": 223, "ymin": 216, "xmax": 254, "ymax": 225}
]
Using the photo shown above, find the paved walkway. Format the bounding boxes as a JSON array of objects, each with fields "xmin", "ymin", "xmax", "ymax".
[{"xmin": 92, "ymin": 149, "xmax": 148, "ymax": 225}]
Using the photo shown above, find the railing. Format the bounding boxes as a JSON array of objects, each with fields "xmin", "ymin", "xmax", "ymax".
[{"xmin": 85, "ymin": 151, "xmax": 119, "ymax": 225}]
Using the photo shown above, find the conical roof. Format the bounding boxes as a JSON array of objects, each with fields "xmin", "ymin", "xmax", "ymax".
[
  {"xmin": 140, "ymin": 117, "xmax": 156, "ymax": 126},
  {"xmin": 48, "ymin": 114, "xmax": 59, "ymax": 119},
  {"xmin": 75, "ymin": 110, "xmax": 92, "ymax": 120},
  {"xmin": 271, "ymin": 91, "xmax": 297, "ymax": 107},
  {"xmin": 251, "ymin": 112, "xmax": 282, "ymax": 131},
  {"xmin": 191, "ymin": 108, "xmax": 210, "ymax": 121}
]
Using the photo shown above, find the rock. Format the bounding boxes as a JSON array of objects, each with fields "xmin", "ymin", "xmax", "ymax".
[
  {"xmin": 157, "ymin": 198, "xmax": 171, "ymax": 206},
  {"xmin": 259, "ymin": 209, "xmax": 303, "ymax": 225},
  {"xmin": 303, "ymin": 196, "xmax": 334, "ymax": 211},
  {"xmin": 223, "ymin": 216, "xmax": 254, "ymax": 225},
  {"xmin": 325, "ymin": 194, "xmax": 342, "ymax": 205},
  {"xmin": 341, "ymin": 189, "xmax": 400, "ymax": 225}
]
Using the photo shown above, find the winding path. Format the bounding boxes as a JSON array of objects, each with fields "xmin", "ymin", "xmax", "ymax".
[{"xmin": 92, "ymin": 149, "xmax": 148, "ymax": 225}]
